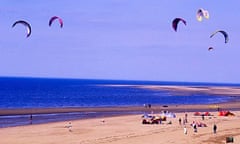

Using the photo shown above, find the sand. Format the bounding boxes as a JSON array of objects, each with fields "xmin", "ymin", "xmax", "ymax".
[
  {"xmin": 105, "ymin": 84, "xmax": 240, "ymax": 96},
  {"xmin": 1, "ymin": 106, "xmax": 240, "ymax": 144}
]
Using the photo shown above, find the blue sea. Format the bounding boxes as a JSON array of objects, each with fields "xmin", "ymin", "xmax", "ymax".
[
  {"xmin": 0, "ymin": 77, "xmax": 239, "ymax": 109},
  {"xmin": 1, "ymin": 77, "xmax": 240, "ymax": 128}
]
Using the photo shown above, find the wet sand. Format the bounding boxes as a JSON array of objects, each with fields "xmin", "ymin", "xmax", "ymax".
[{"xmin": 0, "ymin": 101, "xmax": 240, "ymax": 116}]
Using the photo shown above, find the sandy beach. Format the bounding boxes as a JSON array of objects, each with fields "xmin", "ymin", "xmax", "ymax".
[
  {"xmin": 0, "ymin": 103, "xmax": 240, "ymax": 144},
  {"xmin": 105, "ymin": 84, "xmax": 240, "ymax": 96},
  {"xmin": 1, "ymin": 86, "xmax": 240, "ymax": 144},
  {"xmin": 0, "ymin": 111, "xmax": 239, "ymax": 144}
]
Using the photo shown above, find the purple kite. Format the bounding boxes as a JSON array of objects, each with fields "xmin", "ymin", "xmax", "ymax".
[
  {"xmin": 208, "ymin": 47, "xmax": 214, "ymax": 51},
  {"xmin": 49, "ymin": 16, "xmax": 63, "ymax": 28},
  {"xmin": 172, "ymin": 18, "xmax": 186, "ymax": 32}
]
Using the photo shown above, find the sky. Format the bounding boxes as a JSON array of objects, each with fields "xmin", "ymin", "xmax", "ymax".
[{"xmin": 0, "ymin": 0, "xmax": 240, "ymax": 83}]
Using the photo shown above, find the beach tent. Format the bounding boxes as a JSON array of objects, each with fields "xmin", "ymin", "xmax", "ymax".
[
  {"xmin": 142, "ymin": 113, "xmax": 153, "ymax": 119},
  {"xmin": 204, "ymin": 112, "xmax": 211, "ymax": 116},
  {"xmin": 160, "ymin": 112, "xmax": 176, "ymax": 118},
  {"xmin": 225, "ymin": 111, "xmax": 235, "ymax": 116},
  {"xmin": 166, "ymin": 113, "xmax": 176, "ymax": 118},
  {"xmin": 218, "ymin": 111, "xmax": 235, "ymax": 116},
  {"xmin": 194, "ymin": 112, "xmax": 201, "ymax": 116}
]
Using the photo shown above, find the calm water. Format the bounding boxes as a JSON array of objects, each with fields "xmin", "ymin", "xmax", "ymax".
[
  {"xmin": 0, "ymin": 77, "xmax": 240, "ymax": 128},
  {"xmin": 0, "ymin": 77, "xmax": 239, "ymax": 109}
]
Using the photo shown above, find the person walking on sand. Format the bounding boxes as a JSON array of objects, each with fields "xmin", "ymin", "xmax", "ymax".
[
  {"xmin": 184, "ymin": 113, "xmax": 188, "ymax": 123},
  {"xmin": 184, "ymin": 126, "xmax": 187, "ymax": 135},
  {"xmin": 193, "ymin": 123, "xmax": 197, "ymax": 133},
  {"xmin": 179, "ymin": 118, "xmax": 182, "ymax": 125},
  {"xmin": 68, "ymin": 122, "xmax": 72, "ymax": 132},
  {"xmin": 213, "ymin": 123, "xmax": 217, "ymax": 134}
]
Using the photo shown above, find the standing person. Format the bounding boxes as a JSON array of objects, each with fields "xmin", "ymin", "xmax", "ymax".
[
  {"xmin": 143, "ymin": 104, "xmax": 146, "ymax": 108},
  {"xmin": 148, "ymin": 104, "xmax": 151, "ymax": 108},
  {"xmin": 202, "ymin": 114, "xmax": 205, "ymax": 120},
  {"xmin": 184, "ymin": 126, "xmax": 187, "ymax": 135},
  {"xmin": 183, "ymin": 117, "xmax": 185, "ymax": 125},
  {"xmin": 193, "ymin": 123, "xmax": 197, "ymax": 133},
  {"xmin": 29, "ymin": 114, "xmax": 33, "ymax": 124},
  {"xmin": 68, "ymin": 122, "xmax": 72, "ymax": 132},
  {"xmin": 179, "ymin": 118, "xmax": 182, "ymax": 125},
  {"xmin": 185, "ymin": 113, "xmax": 188, "ymax": 123},
  {"xmin": 213, "ymin": 123, "xmax": 217, "ymax": 134}
]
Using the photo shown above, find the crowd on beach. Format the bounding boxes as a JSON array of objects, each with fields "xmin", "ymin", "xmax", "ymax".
[{"xmin": 140, "ymin": 106, "xmax": 238, "ymax": 143}]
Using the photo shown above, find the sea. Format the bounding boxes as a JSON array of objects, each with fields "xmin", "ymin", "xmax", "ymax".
[
  {"xmin": 1, "ymin": 77, "xmax": 240, "ymax": 108},
  {"xmin": 0, "ymin": 77, "xmax": 240, "ymax": 128}
]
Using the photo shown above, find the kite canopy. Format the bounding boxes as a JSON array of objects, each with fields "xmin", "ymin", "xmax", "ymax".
[
  {"xmin": 203, "ymin": 10, "xmax": 209, "ymax": 19},
  {"xmin": 196, "ymin": 8, "xmax": 209, "ymax": 21},
  {"xmin": 172, "ymin": 18, "xmax": 186, "ymax": 32},
  {"xmin": 196, "ymin": 9, "xmax": 204, "ymax": 21},
  {"xmin": 210, "ymin": 30, "xmax": 229, "ymax": 43},
  {"xmin": 208, "ymin": 47, "xmax": 214, "ymax": 51},
  {"xmin": 49, "ymin": 16, "xmax": 63, "ymax": 28},
  {"xmin": 12, "ymin": 20, "xmax": 31, "ymax": 37}
]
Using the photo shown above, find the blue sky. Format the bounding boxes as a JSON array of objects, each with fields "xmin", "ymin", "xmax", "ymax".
[{"xmin": 0, "ymin": 0, "xmax": 240, "ymax": 83}]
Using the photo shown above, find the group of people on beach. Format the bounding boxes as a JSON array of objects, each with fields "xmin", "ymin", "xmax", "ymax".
[
  {"xmin": 178, "ymin": 113, "xmax": 188, "ymax": 126},
  {"xmin": 178, "ymin": 113, "xmax": 217, "ymax": 135},
  {"xmin": 143, "ymin": 103, "xmax": 152, "ymax": 108},
  {"xmin": 182, "ymin": 123, "xmax": 217, "ymax": 135}
]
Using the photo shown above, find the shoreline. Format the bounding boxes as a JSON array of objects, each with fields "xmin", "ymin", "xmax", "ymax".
[
  {"xmin": 1, "ymin": 101, "xmax": 240, "ymax": 128},
  {"xmin": 1, "ymin": 100, "xmax": 240, "ymax": 116}
]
